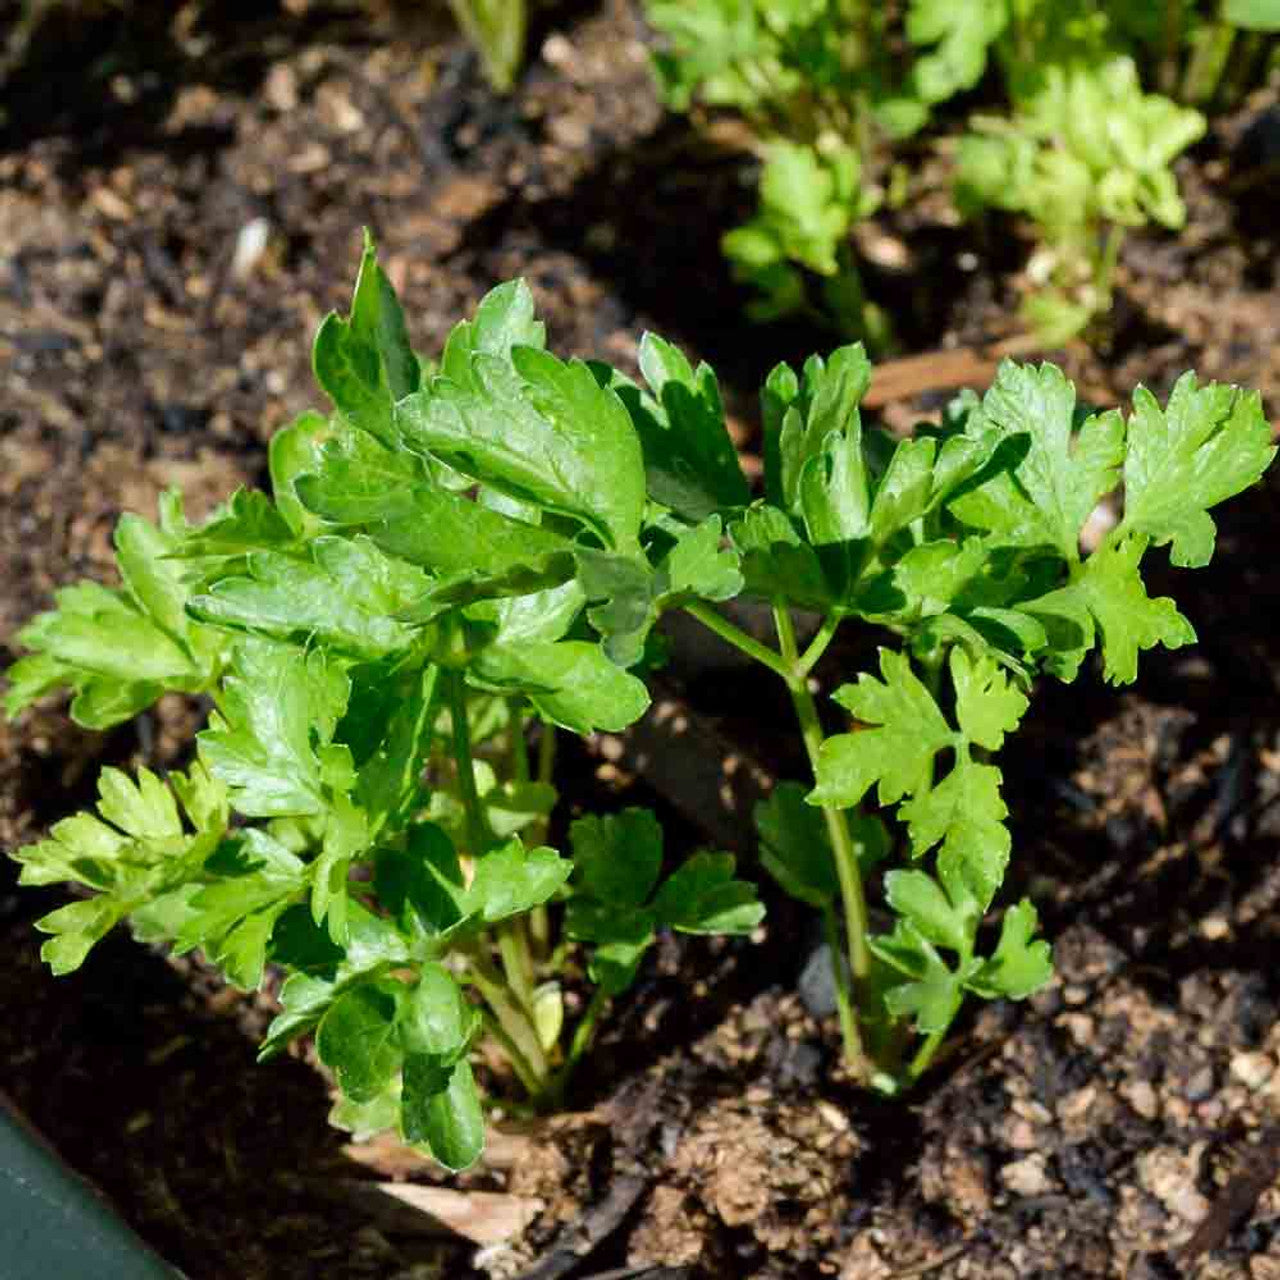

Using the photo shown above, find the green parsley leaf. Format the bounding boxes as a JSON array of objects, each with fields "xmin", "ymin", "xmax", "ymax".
[
  {"xmin": 316, "ymin": 980, "xmax": 405, "ymax": 1103},
  {"xmin": 268, "ymin": 410, "xmax": 329, "ymax": 538},
  {"xmin": 1025, "ymin": 533, "xmax": 1195, "ymax": 685},
  {"xmin": 968, "ymin": 899, "xmax": 1053, "ymax": 1000},
  {"xmin": 661, "ymin": 515, "xmax": 744, "ymax": 603},
  {"xmin": 651, "ymin": 850, "xmax": 763, "ymax": 935},
  {"xmin": 313, "ymin": 231, "xmax": 420, "ymax": 449},
  {"xmin": 464, "ymin": 838, "xmax": 572, "ymax": 923},
  {"xmin": 605, "ymin": 332, "xmax": 750, "ymax": 521},
  {"xmin": 570, "ymin": 808, "xmax": 664, "ymax": 908},
  {"xmin": 297, "ymin": 426, "xmax": 576, "ymax": 587},
  {"xmin": 472, "ymin": 640, "xmax": 650, "ymax": 735},
  {"xmin": 1122, "ymin": 374, "xmax": 1275, "ymax": 568},
  {"xmin": 871, "ymin": 919, "xmax": 975, "ymax": 1034},
  {"xmin": 905, "ymin": 0, "xmax": 1008, "ymax": 105},
  {"xmin": 811, "ymin": 649, "xmax": 952, "ymax": 808},
  {"xmin": 14, "ymin": 761, "xmax": 228, "ymax": 974},
  {"xmin": 6, "ymin": 495, "xmax": 222, "ymax": 727},
  {"xmin": 439, "ymin": 279, "xmax": 546, "ymax": 385},
  {"xmin": 949, "ymin": 361, "xmax": 1125, "ymax": 561},
  {"xmin": 756, "ymin": 782, "xmax": 892, "ymax": 908},
  {"xmin": 198, "ymin": 639, "xmax": 353, "ymax": 817},
  {"xmin": 173, "ymin": 488, "xmax": 297, "ymax": 559},
  {"xmin": 403, "ymin": 1058, "xmax": 485, "ymax": 1172},
  {"xmin": 398, "ymin": 341, "xmax": 646, "ymax": 554},
  {"xmin": 188, "ymin": 536, "xmax": 428, "ymax": 660}
]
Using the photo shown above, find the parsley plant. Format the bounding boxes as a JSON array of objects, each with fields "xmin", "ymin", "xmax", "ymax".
[
  {"xmin": 643, "ymin": 0, "xmax": 1247, "ymax": 345},
  {"xmin": 3, "ymin": 237, "xmax": 763, "ymax": 1170},
  {"xmin": 5, "ymin": 236, "xmax": 1273, "ymax": 1140}
]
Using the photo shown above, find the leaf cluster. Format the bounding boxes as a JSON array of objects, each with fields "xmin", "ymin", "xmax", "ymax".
[
  {"xmin": 5, "ymin": 238, "xmax": 1271, "ymax": 1138},
  {"xmin": 642, "ymin": 0, "xmax": 1248, "ymax": 344},
  {"xmin": 4, "ymin": 238, "xmax": 764, "ymax": 1169}
]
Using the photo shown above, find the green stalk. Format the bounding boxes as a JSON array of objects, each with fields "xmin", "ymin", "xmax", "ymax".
[
  {"xmin": 446, "ymin": 672, "xmax": 548, "ymax": 1089},
  {"xmin": 537, "ymin": 717, "xmax": 557, "ymax": 787},
  {"xmin": 508, "ymin": 698, "xmax": 530, "ymax": 783},
  {"xmin": 547, "ymin": 984, "xmax": 610, "ymax": 1108},
  {"xmin": 446, "ymin": 670, "xmax": 493, "ymax": 858},
  {"xmin": 798, "ymin": 613, "xmax": 840, "ymax": 679},
  {"xmin": 1159, "ymin": 0, "xmax": 1185, "ymax": 97},
  {"xmin": 464, "ymin": 945, "xmax": 551, "ymax": 1092},
  {"xmin": 477, "ymin": 1007, "xmax": 544, "ymax": 1100},
  {"xmin": 681, "ymin": 599, "xmax": 871, "ymax": 1075},
  {"xmin": 682, "ymin": 600, "xmax": 792, "ymax": 681},
  {"xmin": 906, "ymin": 1027, "xmax": 946, "ymax": 1083},
  {"xmin": 1095, "ymin": 222, "xmax": 1123, "ymax": 311},
  {"xmin": 1182, "ymin": 20, "xmax": 1236, "ymax": 105},
  {"xmin": 821, "ymin": 903, "xmax": 859, "ymax": 1065},
  {"xmin": 773, "ymin": 606, "xmax": 872, "ymax": 988},
  {"xmin": 527, "ymin": 715, "xmax": 557, "ymax": 956}
]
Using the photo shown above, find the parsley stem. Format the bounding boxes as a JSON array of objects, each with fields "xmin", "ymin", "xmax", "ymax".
[
  {"xmin": 681, "ymin": 600, "xmax": 791, "ymax": 681},
  {"xmin": 465, "ymin": 944, "xmax": 550, "ymax": 1091},
  {"xmin": 509, "ymin": 698, "xmax": 530, "ymax": 783},
  {"xmin": 1096, "ymin": 222, "xmax": 1123, "ymax": 310},
  {"xmin": 537, "ymin": 716, "xmax": 557, "ymax": 786},
  {"xmin": 821, "ymin": 903, "xmax": 859, "ymax": 1069},
  {"xmin": 548, "ymin": 984, "xmax": 610, "ymax": 1108},
  {"xmin": 499, "ymin": 925, "xmax": 538, "ymax": 1015},
  {"xmin": 446, "ymin": 670, "xmax": 494, "ymax": 856},
  {"xmin": 526, "ymin": 716, "xmax": 558, "ymax": 958},
  {"xmin": 477, "ymin": 1008, "xmax": 544, "ymax": 1100},
  {"xmin": 797, "ymin": 613, "xmax": 840, "ymax": 680},
  {"xmin": 448, "ymin": 673, "xmax": 545, "ymax": 1074},
  {"xmin": 907, "ymin": 1028, "xmax": 946, "ymax": 1083},
  {"xmin": 773, "ymin": 604, "xmax": 872, "ymax": 1075}
]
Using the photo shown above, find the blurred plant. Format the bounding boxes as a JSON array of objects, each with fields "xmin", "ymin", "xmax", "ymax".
[
  {"xmin": 956, "ymin": 57, "xmax": 1205, "ymax": 343},
  {"xmin": 647, "ymin": 0, "xmax": 1271, "ymax": 347},
  {"xmin": 645, "ymin": 0, "xmax": 916, "ymax": 348},
  {"xmin": 446, "ymin": 0, "xmax": 526, "ymax": 93}
]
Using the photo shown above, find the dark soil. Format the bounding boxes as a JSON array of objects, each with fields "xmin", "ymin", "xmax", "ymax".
[{"xmin": 2, "ymin": 2, "xmax": 1279, "ymax": 1277}]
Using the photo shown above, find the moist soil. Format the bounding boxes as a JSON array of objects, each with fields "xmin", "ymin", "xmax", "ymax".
[{"xmin": 2, "ymin": 2, "xmax": 1280, "ymax": 1277}]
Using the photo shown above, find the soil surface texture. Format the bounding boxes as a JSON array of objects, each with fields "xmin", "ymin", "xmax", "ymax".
[{"xmin": 2, "ymin": 2, "xmax": 1279, "ymax": 1277}]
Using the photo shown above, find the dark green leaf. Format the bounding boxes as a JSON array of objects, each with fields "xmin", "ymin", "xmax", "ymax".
[
  {"xmin": 398, "ymin": 345, "xmax": 646, "ymax": 553},
  {"xmin": 570, "ymin": 808, "xmax": 664, "ymax": 907},
  {"xmin": 1122, "ymin": 374, "xmax": 1275, "ymax": 568},
  {"xmin": 312, "ymin": 232, "xmax": 419, "ymax": 448},
  {"xmin": 198, "ymin": 640, "xmax": 352, "ymax": 817},
  {"xmin": 189, "ymin": 537, "xmax": 428, "ymax": 659},
  {"xmin": 297, "ymin": 426, "xmax": 574, "ymax": 583},
  {"xmin": 730, "ymin": 504, "xmax": 834, "ymax": 609},
  {"xmin": 403, "ymin": 1058, "xmax": 484, "ymax": 1171},
  {"xmin": 660, "ymin": 516, "xmax": 744, "ymax": 603},
  {"xmin": 968, "ymin": 899, "xmax": 1053, "ymax": 999},
  {"xmin": 465, "ymin": 838, "xmax": 572, "ymax": 923},
  {"xmin": 651, "ymin": 851, "xmax": 763, "ymax": 935},
  {"xmin": 604, "ymin": 332, "xmax": 749, "ymax": 521},
  {"xmin": 948, "ymin": 362, "xmax": 1124, "ymax": 561},
  {"xmin": 439, "ymin": 279, "xmax": 545, "ymax": 385},
  {"xmin": 269, "ymin": 410, "xmax": 329, "ymax": 537},
  {"xmin": 316, "ymin": 981, "xmax": 405, "ymax": 1103},
  {"xmin": 472, "ymin": 640, "xmax": 650, "ymax": 734}
]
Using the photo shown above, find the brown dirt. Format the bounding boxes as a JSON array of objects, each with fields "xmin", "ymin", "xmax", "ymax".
[{"xmin": 2, "ymin": 2, "xmax": 1280, "ymax": 1277}]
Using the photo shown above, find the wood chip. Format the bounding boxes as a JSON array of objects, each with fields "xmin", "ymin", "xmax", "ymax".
[{"xmin": 307, "ymin": 1177, "xmax": 542, "ymax": 1244}]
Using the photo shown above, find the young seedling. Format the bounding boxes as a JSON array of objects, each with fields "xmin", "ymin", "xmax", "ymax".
[
  {"xmin": 646, "ymin": 0, "xmax": 1223, "ymax": 346},
  {"xmin": 643, "ymin": 0, "xmax": 912, "ymax": 345},
  {"xmin": 956, "ymin": 57, "xmax": 1204, "ymax": 342}
]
